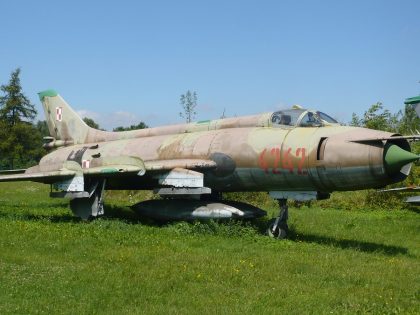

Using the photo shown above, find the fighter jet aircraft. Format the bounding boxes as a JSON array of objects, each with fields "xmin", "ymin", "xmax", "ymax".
[{"xmin": 0, "ymin": 90, "xmax": 418, "ymax": 238}]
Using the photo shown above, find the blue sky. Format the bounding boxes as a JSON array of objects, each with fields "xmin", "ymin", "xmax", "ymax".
[{"xmin": 1, "ymin": 0, "xmax": 419, "ymax": 130}]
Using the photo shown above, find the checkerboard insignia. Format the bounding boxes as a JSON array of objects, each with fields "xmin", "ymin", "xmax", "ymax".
[{"xmin": 56, "ymin": 107, "xmax": 63, "ymax": 122}]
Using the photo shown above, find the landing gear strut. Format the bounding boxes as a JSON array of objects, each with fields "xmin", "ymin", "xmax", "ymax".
[
  {"xmin": 267, "ymin": 199, "xmax": 289, "ymax": 239},
  {"xmin": 69, "ymin": 180, "xmax": 106, "ymax": 220}
]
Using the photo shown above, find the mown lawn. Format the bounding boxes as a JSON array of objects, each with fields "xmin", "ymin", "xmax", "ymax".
[{"xmin": 0, "ymin": 182, "xmax": 419, "ymax": 314}]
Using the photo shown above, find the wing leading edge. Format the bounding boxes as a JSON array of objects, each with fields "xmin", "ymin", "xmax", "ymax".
[{"xmin": 0, "ymin": 158, "xmax": 217, "ymax": 183}]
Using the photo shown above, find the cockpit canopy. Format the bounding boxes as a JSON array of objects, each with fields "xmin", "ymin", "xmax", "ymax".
[{"xmin": 271, "ymin": 108, "xmax": 338, "ymax": 127}]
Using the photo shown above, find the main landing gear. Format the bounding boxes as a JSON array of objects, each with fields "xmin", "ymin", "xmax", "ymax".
[
  {"xmin": 267, "ymin": 199, "xmax": 289, "ymax": 239},
  {"xmin": 69, "ymin": 180, "xmax": 106, "ymax": 220}
]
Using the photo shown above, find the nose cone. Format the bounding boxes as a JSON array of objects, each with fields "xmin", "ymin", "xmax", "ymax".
[{"xmin": 384, "ymin": 144, "xmax": 419, "ymax": 175}]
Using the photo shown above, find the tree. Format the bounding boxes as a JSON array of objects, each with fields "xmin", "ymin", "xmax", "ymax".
[
  {"xmin": 363, "ymin": 102, "xmax": 399, "ymax": 132},
  {"xmin": 36, "ymin": 120, "xmax": 50, "ymax": 137},
  {"xmin": 0, "ymin": 68, "xmax": 44, "ymax": 169},
  {"xmin": 0, "ymin": 68, "xmax": 36, "ymax": 126},
  {"xmin": 0, "ymin": 121, "xmax": 44, "ymax": 169},
  {"xmin": 179, "ymin": 90, "xmax": 197, "ymax": 123},
  {"xmin": 350, "ymin": 102, "xmax": 400, "ymax": 132},
  {"xmin": 83, "ymin": 117, "xmax": 100, "ymax": 129},
  {"xmin": 398, "ymin": 104, "xmax": 420, "ymax": 135},
  {"xmin": 350, "ymin": 113, "xmax": 362, "ymax": 127},
  {"xmin": 113, "ymin": 121, "xmax": 149, "ymax": 132}
]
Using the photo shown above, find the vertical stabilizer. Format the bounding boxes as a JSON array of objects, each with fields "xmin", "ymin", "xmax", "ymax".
[{"xmin": 38, "ymin": 90, "xmax": 91, "ymax": 144}]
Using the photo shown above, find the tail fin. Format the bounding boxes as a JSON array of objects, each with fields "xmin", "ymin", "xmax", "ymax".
[{"xmin": 38, "ymin": 90, "xmax": 91, "ymax": 144}]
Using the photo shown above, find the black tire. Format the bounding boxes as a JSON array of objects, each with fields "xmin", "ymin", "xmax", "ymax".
[{"xmin": 267, "ymin": 220, "xmax": 288, "ymax": 239}]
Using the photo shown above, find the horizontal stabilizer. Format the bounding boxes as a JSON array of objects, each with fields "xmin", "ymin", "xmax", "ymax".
[
  {"xmin": 0, "ymin": 156, "xmax": 146, "ymax": 183},
  {"xmin": 0, "ymin": 170, "xmax": 76, "ymax": 182},
  {"xmin": 0, "ymin": 169, "xmax": 27, "ymax": 175}
]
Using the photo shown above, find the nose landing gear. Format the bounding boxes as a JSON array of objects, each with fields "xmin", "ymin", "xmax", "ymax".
[{"xmin": 267, "ymin": 199, "xmax": 289, "ymax": 239}]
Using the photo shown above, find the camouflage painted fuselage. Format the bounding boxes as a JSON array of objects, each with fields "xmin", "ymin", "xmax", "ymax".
[{"xmin": 36, "ymin": 120, "xmax": 405, "ymax": 193}]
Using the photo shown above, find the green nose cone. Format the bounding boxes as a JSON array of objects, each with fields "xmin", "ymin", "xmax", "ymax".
[{"xmin": 384, "ymin": 144, "xmax": 419, "ymax": 175}]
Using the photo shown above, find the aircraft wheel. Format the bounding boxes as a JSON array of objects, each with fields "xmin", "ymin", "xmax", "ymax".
[{"xmin": 267, "ymin": 221, "xmax": 288, "ymax": 239}]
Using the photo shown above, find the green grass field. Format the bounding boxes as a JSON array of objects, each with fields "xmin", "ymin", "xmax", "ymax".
[{"xmin": 0, "ymin": 182, "xmax": 419, "ymax": 314}]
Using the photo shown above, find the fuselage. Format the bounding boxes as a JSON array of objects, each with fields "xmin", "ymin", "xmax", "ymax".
[
  {"xmin": 33, "ymin": 91, "xmax": 415, "ymax": 194},
  {"xmin": 36, "ymin": 123, "xmax": 407, "ymax": 193}
]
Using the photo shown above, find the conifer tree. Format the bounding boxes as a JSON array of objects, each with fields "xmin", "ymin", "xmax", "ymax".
[
  {"xmin": 0, "ymin": 68, "xmax": 44, "ymax": 169},
  {"xmin": 0, "ymin": 68, "xmax": 36, "ymax": 126}
]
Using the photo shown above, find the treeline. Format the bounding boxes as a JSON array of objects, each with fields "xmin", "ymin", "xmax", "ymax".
[
  {"xmin": 350, "ymin": 101, "xmax": 419, "ymax": 135},
  {"xmin": 82, "ymin": 118, "xmax": 148, "ymax": 131}
]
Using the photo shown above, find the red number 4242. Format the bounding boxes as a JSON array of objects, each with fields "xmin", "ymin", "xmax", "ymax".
[{"xmin": 258, "ymin": 147, "xmax": 307, "ymax": 175}]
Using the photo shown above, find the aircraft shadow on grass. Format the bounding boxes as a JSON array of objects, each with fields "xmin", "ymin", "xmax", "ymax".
[
  {"xmin": 104, "ymin": 205, "xmax": 411, "ymax": 257},
  {"xmin": 286, "ymin": 229, "xmax": 410, "ymax": 257},
  {"xmin": 0, "ymin": 204, "xmax": 411, "ymax": 257}
]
